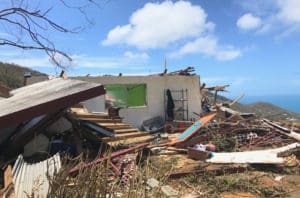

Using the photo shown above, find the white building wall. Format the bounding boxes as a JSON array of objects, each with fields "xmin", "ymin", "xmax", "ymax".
[{"xmin": 74, "ymin": 75, "xmax": 202, "ymax": 128}]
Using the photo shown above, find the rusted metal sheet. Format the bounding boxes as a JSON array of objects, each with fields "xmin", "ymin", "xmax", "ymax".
[
  {"xmin": 0, "ymin": 78, "xmax": 106, "ymax": 129},
  {"xmin": 12, "ymin": 153, "xmax": 61, "ymax": 198}
]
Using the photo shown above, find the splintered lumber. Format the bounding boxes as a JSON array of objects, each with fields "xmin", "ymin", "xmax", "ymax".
[
  {"xmin": 229, "ymin": 93, "xmax": 245, "ymax": 107},
  {"xmin": 114, "ymin": 128, "xmax": 139, "ymax": 133},
  {"xmin": 80, "ymin": 117, "xmax": 122, "ymax": 123},
  {"xmin": 219, "ymin": 106, "xmax": 241, "ymax": 116},
  {"xmin": 107, "ymin": 135, "xmax": 156, "ymax": 147},
  {"xmin": 207, "ymin": 143, "xmax": 300, "ymax": 164},
  {"xmin": 219, "ymin": 106, "xmax": 254, "ymax": 118},
  {"xmin": 60, "ymin": 70, "xmax": 68, "ymax": 79},
  {"xmin": 72, "ymin": 112, "xmax": 109, "ymax": 119},
  {"xmin": 4, "ymin": 165, "xmax": 13, "ymax": 189},
  {"xmin": 107, "ymin": 125, "xmax": 134, "ymax": 130},
  {"xmin": 103, "ymin": 132, "xmax": 149, "ymax": 142},
  {"xmin": 70, "ymin": 106, "xmax": 153, "ymax": 144},
  {"xmin": 263, "ymin": 119, "xmax": 300, "ymax": 141},
  {"xmin": 169, "ymin": 165, "xmax": 247, "ymax": 179},
  {"xmin": 100, "ymin": 123, "xmax": 131, "ymax": 127},
  {"xmin": 69, "ymin": 143, "xmax": 149, "ymax": 173},
  {"xmin": 168, "ymin": 113, "xmax": 216, "ymax": 146}
]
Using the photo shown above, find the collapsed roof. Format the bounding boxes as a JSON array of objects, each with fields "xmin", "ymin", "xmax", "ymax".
[{"xmin": 0, "ymin": 78, "xmax": 106, "ymax": 129}]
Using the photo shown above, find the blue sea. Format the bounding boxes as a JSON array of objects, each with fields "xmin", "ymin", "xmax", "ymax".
[{"xmin": 239, "ymin": 95, "xmax": 300, "ymax": 114}]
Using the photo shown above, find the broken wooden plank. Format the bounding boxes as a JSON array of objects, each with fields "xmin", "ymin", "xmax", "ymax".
[
  {"xmin": 103, "ymin": 132, "xmax": 150, "ymax": 142},
  {"xmin": 69, "ymin": 143, "xmax": 149, "ymax": 173},
  {"xmin": 4, "ymin": 165, "xmax": 13, "ymax": 189},
  {"xmin": 60, "ymin": 70, "xmax": 68, "ymax": 79},
  {"xmin": 229, "ymin": 93, "xmax": 245, "ymax": 107},
  {"xmin": 72, "ymin": 112, "xmax": 109, "ymax": 119},
  {"xmin": 107, "ymin": 135, "xmax": 156, "ymax": 147},
  {"xmin": 263, "ymin": 119, "xmax": 300, "ymax": 141},
  {"xmin": 207, "ymin": 143, "xmax": 300, "ymax": 164},
  {"xmin": 80, "ymin": 117, "xmax": 122, "ymax": 123},
  {"xmin": 114, "ymin": 128, "xmax": 139, "ymax": 133},
  {"xmin": 168, "ymin": 113, "xmax": 216, "ymax": 146}
]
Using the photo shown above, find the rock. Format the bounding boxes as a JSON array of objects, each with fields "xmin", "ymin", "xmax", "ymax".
[
  {"xmin": 161, "ymin": 185, "xmax": 179, "ymax": 197},
  {"xmin": 147, "ymin": 178, "xmax": 160, "ymax": 189}
]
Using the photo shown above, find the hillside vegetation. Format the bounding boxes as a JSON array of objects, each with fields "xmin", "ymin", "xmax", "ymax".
[
  {"xmin": 0, "ymin": 62, "xmax": 46, "ymax": 89},
  {"xmin": 213, "ymin": 93, "xmax": 300, "ymax": 121}
]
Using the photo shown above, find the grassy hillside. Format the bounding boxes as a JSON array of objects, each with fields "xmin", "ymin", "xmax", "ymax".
[
  {"xmin": 0, "ymin": 62, "xmax": 46, "ymax": 89},
  {"xmin": 210, "ymin": 93, "xmax": 300, "ymax": 121}
]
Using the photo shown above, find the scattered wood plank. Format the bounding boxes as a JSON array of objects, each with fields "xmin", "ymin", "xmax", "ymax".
[
  {"xmin": 168, "ymin": 113, "xmax": 216, "ymax": 146},
  {"xmin": 114, "ymin": 128, "xmax": 139, "ymax": 133},
  {"xmin": 207, "ymin": 143, "xmax": 300, "ymax": 164}
]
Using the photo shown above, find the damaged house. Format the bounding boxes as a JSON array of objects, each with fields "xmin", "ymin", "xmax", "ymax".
[
  {"xmin": 74, "ymin": 74, "xmax": 202, "ymax": 128},
  {"xmin": 1, "ymin": 67, "xmax": 299, "ymax": 197}
]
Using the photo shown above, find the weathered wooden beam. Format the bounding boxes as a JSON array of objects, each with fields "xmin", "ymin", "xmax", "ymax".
[{"xmin": 230, "ymin": 93, "xmax": 245, "ymax": 107}]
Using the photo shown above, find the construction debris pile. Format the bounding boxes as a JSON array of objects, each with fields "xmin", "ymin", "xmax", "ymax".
[{"xmin": 0, "ymin": 76, "xmax": 299, "ymax": 198}]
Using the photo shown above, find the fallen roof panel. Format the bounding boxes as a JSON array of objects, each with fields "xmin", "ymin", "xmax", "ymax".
[
  {"xmin": 0, "ymin": 78, "xmax": 105, "ymax": 129},
  {"xmin": 207, "ymin": 143, "xmax": 300, "ymax": 164}
]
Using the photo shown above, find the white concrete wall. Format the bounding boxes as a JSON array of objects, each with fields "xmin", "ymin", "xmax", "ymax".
[
  {"xmin": 83, "ymin": 95, "xmax": 105, "ymax": 113},
  {"xmin": 74, "ymin": 75, "xmax": 202, "ymax": 128}
]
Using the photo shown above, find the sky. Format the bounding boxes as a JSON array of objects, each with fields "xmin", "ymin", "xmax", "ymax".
[{"xmin": 1, "ymin": 0, "xmax": 300, "ymax": 98}]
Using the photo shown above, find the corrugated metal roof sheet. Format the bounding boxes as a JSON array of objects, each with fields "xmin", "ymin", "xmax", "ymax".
[
  {"xmin": 0, "ymin": 78, "xmax": 105, "ymax": 129},
  {"xmin": 12, "ymin": 153, "xmax": 61, "ymax": 198}
]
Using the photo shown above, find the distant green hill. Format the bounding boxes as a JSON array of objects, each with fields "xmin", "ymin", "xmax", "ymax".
[
  {"xmin": 0, "ymin": 62, "xmax": 46, "ymax": 89},
  {"xmin": 208, "ymin": 93, "xmax": 300, "ymax": 121}
]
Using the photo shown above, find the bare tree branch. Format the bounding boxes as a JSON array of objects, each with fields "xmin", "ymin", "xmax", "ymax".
[{"xmin": 0, "ymin": 0, "xmax": 102, "ymax": 69}]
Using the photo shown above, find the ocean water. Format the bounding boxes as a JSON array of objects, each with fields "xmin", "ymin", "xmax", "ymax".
[{"xmin": 239, "ymin": 95, "xmax": 300, "ymax": 114}]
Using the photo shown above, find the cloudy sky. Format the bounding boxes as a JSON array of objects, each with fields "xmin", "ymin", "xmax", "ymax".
[{"xmin": 1, "ymin": 0, "xmax": 300, "ymax": 97}]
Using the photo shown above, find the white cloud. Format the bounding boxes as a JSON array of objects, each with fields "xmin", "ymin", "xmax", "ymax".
[
  {"xmin": 237, "ymin": 13, "xmax": 262, "ymax": 30},
  {"xmin": 170, "ymin": 36, "xmax": 241, "ymax": 61},
  {"xmin": 102, "ymin": 1, "xmax": 214, "ymax": 49},
  {"xmin": 123, "ymin": 51, "xmax": 149, "ymax": 59},
  {"xmin": 2, "ymin": 51, "xmax": 149, "ymax": 70},
  {"xmin": 277, "ymin": 0, "xmax": 300, "ymax": 24},
  {"xmin": 4, "ymin": 57, "xmax": 52, "ymax": 67},
  {"xmin": 0, "ymin": 50, "xmax": 22, "ymax": 57},
  {"xmin": 0, "ymin": 32, "xmax": 13, "ymax": 39},
  {"xmin": 238, "ymin": 0, "xmax": 300, "ymax": 37},
  {"xmin": 102, "ymin": 1, "xmax": 240, "ymax": 61}
]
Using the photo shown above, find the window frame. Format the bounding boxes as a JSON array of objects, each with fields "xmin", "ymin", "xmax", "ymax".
[{"xmin": 104, "ymin": 84, "xmax": 147, "ymax": 108}]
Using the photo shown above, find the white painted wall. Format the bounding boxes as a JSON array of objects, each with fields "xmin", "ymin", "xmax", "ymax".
[
  {"xmin": 83, "ymin": 95, "xmax": 105, "ymax": 113},
  {"xmin": 74, "ymin": 75, "xmax": 202, "ymax": 128}
]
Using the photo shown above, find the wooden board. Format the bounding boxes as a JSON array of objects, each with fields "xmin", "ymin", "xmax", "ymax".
[
  {"xmin": 107, "ymin": 135, "xmax": 156, "ymax": 147},
  {"xmin": 103, "ymin": 132, "xmax": 149, "ymax": 142},
  {"xmin": 114, "ymin": 128, "xmax": 139, "ymax": 133},
  {"xmin": 168, "ymin": 113, "xmax": 216, "ymax": 146}
]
